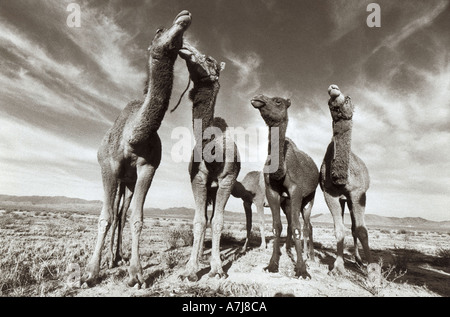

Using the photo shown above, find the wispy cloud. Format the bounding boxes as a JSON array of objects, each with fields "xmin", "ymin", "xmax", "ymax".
[
  {"xmin": 372, "ymin": 1, "xmax": 449, "ymax": 54},
  {"xmin": 224, "ymin": 50, "xmax": 263, "ymax": 99},
  {"xmin": 0, "ymin": 114, "xmax": 100, "ymax": 199}
]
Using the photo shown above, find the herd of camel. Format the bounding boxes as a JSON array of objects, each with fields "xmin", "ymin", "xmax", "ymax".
[{"xmin": 83, "ymin": 11, "xmax": 373, "ymax": 288}]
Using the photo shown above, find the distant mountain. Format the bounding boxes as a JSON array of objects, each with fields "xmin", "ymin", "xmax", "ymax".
[
  {"xmin": 311, "ymin": 213, "xmax": 450, "ymax": 230},
  {"xmin": 0, "ymin": 194, "xmax": 101, "ymax": 205},
  {"xmin": 1, "ymin": 195, "xmax": 449, "ymax": 230}
]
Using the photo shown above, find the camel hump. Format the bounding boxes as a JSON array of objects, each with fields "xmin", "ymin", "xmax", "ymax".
[{"xmin": 212, "ymin": 117, "xmax": 228, "ymax": 132}]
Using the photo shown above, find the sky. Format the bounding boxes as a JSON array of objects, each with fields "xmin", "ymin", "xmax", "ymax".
[{"xmin": 0, "ymin": 0, "xmax": 449, "ymax": 221}]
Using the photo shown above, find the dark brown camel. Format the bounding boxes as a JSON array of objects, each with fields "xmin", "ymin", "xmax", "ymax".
[
  {"xmin": 84, "ymin": 11, "xmax": 192, "ymax": 287},
  {"xmin": 177, "ymin": 42, "xmax": 240, "ymax": 281},
  {"xmin": 251, "ymin": 95, "xmax": 319, "ymax": 278},
  {"xmin": 319, "ymin": 84, "xmax": 372, "ymax": 274}
]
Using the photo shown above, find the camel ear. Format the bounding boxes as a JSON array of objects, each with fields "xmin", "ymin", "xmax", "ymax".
[
  {"xmin": 286, "ymin": 99, "xmax": 291, "ymax": 108},
  {"xmin": 220, "ymin": 62, "xmax": 226, "ymax": 71}
]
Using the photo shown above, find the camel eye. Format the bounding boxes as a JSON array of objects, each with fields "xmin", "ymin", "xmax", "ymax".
[
  {"xmin": 275, "ymin": 99, "xmax": 282, "ymax": 105},
  {"xmin": 155, "ymin": 28, "xmax": 163, "ymax": 35}
]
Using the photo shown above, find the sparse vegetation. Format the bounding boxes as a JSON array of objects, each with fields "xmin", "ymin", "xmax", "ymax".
[
  {"xmin": 435, "ymin": 248, "xmax": 450, "ymax": 267},
  {"xmin": 0, "ymin": 205, "xmax": 448, "ymax": 297},
  {"xmin": 164, "ymin": 225, "xmax": 194, "ymax": 249}
]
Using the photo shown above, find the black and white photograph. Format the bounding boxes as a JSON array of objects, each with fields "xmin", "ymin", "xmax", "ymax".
[{"xmin": 0, "ymin": 0, "xmax": 449, "ymax": 299}]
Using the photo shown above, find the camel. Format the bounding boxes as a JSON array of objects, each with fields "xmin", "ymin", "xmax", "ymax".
[
  {"xmin": 251, "ymin": 95, "xmax": 319, "ymax": 278},
  {"xmin": 177, "ymin": 41, "xmax": 240, "ymax": 281},
  {"xmin": 84, "ymin": 10, "xmax": 192, "ymax": 287},
  {"xmin": 319, "ymin": 84, "xmax": 372, "ymax": 274},
  {"xmin": 230, "ymin": 171, "xmax": 267, "ymax": 250}
]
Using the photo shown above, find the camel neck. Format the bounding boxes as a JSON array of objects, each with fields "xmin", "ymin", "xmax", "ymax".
[
  {"xmin": 267, "ymin": 120, "xmax": 288, "ymax": 181},
  {"xmin": 191, "ymin": 81, "xmax": 220, "ymax": 145},
  {"xmin": 128, "ymin": 57, "xmax": 174, "ymax": 145},
  {"xmin": 331, "ymin": 119, "xmax": 353, "ymax": 185}
]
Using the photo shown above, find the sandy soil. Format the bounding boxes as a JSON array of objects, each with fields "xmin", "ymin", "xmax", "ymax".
[{"xmin": 0, "ymin": 210, "xmax": 449, "ymax": 297}]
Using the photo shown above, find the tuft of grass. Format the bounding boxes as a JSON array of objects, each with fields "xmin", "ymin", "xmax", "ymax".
[
  {"xmin": 355, "ymin": 258, "xmax": 407, "ymax": 296},
  {"xmin": 0, "ymin": 214, "xmax": 15, "ymax": 229},
  {"xmin": 162, "ymin": 250, "xmax": 183, "ymax": 269},
  {"xmin": 435, "ymin": 248, "xmax": 450, "ymax": 267},
  {"xmin": 0, "ymin": 241, "xmax": 69, "ymax": 296},
  {"xmin": 164, "ymin": 225, "xmax": 194, "ymax": 249},
  {"xmin": 219, "ymin": 281, "xmax": 265, "ymax": 297}
]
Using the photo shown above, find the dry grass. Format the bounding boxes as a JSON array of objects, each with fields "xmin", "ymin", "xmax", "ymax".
[{"xmin": 0, "ymin": 209, "xmax": 448, "ymax": 297}]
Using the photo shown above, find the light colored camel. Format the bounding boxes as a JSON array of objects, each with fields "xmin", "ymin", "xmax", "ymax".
[
  {"xmin": 231, "ymin": 171, "xmax": 268, "ymax": 250},
  {"xmin": 177, "ymin": 42, "xmax": 240, "ymax": 281},
  {"xmin": 251, "ymin": 95, "xmax": 319, "ymax": 278},
  {"xmin": 319, "ymin": 84, "xmax": 372, "ymax": 274},
  {"xmin": 84, "ymin": 11, "xmax": 192, "ymax": 287}
]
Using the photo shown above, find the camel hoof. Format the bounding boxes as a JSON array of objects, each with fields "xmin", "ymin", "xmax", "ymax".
[
  {"xmin": 296, "ymin": 271, "xmax": 311, "ymax": 280},
  {"xmin": 82, "ymin": 271, "xmax": 100, "ymax": 288},
  {"xmin": 179, "ymin": 273, "xmax": 198, "ymax": 282},
  {"xmin": 295, "ymin": 265, "xmax": 311, "ymax": 279},
  {"xmin": 209, "ymin": 271, "xmax": 228, "ymax": 280},
  {"xmin": 264, "ymin": 264, "xmax": 279, "ymax": 273},
  {"xmin": 127, "ymin": 266, "xmax": 144, "ymax": 287},
  {"xmin": 355, "ymin": 256, "xmax": 364, "ymax": 267}
]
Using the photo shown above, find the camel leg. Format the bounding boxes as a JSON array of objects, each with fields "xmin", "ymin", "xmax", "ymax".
[
  {"xmin": 302, "ymin": 196, "xmax": 315, "ymax": 261},
  {"xmin": 281, "ymin": 198, "xmax": 293, "ymax": 260},
  {"xmin": 349, "ymin": 192, "xmax": 372, "ymax": 264},
  {"xmin": 181, "ymin": 172, "xmax": 208, "ymax": 282},
  {"xmin": 256, "ymin": 200, "xmax": 266, "ymax": 249},
  {"xmin": 324, "ymin": 192, "xmax": 346, "ymax": 274},
  {"xmin": 84, "ymin": 168, "xmax": 117, "ymax": 286},
  {"xmin": 242, "ymin": 201, "xmax": 252, "ymax": 251},
  {"xmin": 114, "ymin": 185, "xmax": 133, "ymax": 266},
  {"xmin": 288, "ymin": 188, "xmax": 310, "ymax": 279},
  {"xmin": 209, "ymin": 175, "xmax": 234, "ymax": 279},
  {"xmin": 264, "ymin": 186, "xmax": 281, "ymax": 273},
  {"xmin": 127, "ymin": 164, "xmax": 155, "ymax": 287},
  {"xmin": 109, "ymin": 183, "xmax": 124, "ymax": 268}
]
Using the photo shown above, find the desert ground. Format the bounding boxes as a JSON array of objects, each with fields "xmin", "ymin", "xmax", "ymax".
[{"xmin": 0, "ymin": 200, "xmax": 449, "ymax": 297}]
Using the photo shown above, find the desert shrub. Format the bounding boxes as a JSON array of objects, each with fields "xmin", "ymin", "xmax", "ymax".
[
  {"xmin": 164, "ymin": 226, "xmax": 194, "ymax": 249},
  {"xmin": 392, "ymin": 247, "xmax": 413, "ymax": 272},
  {"xmin": 163, "ymin": 250, "xmax": 183, "ymax": 269},
  {"xmin": 4, "ymin": 208, "xmax": 14, "ymax": 214},
  {"xmin": 220, "ymin": 281, "xmax": 264, "ymax": 297},
  {"xmin": 398, "ymin": 229, "xmax": 408, "ymax": 234},
  {"xmin": 76, "ymin": 224, "xmax": 87, "ymax": 232},
  {"xmin": 0, "ymin": 215, "xmax": 15, "ymax": 229},
  {"xmin": 45, "ymin": 222, "xmax": 58, "ymax": 236},
  {"xmin": 0, "ymin": 241, "xmax": 66, "ymax": 296},
  {"xmin": 435, "ymin": 248, "xmax": 450, "ymax": 267},
  {"xmin": 152, "ymin": 219, "xmax": 161, "ymax": 227},
  {"xmin": 221, "ymin": 230, "xmax": 240, "ymax": 244},
  {"xmin": 355, "ymin": 258, "xmax": 407, "ymax": 296}
]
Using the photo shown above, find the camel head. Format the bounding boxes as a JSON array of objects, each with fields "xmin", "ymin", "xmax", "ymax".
[
  {"xmin": 327, "ymin": 84, "xmax": 354, "ymax": 122},
  {"xmin": 148, "ymin": 10, "xmax": 192, "ymax": 61},
  {"xmin": 178, "ymin": 41, "xmax": 226, "ymax": 83},
  {"xmin": 251, "ymin": 94, "xmax": 291, "ymax": 127}
]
